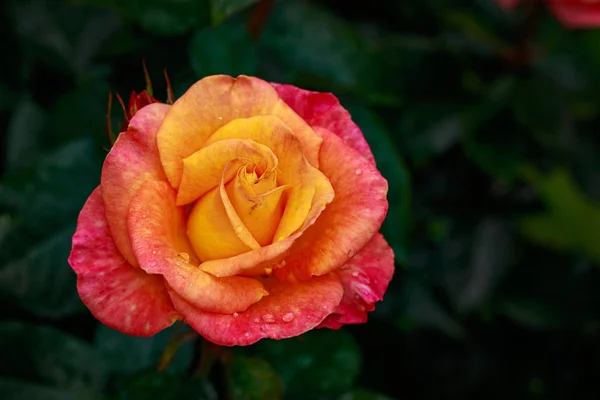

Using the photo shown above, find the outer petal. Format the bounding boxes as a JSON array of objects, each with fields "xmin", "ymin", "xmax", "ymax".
[
  {"xmin": 549, "ymin": 2, "xmax": 600, "ymax": 29},
  {"xmin": 272, "ymin": 83, "xmax": 375, "ymax": 164},
  {"xmin": 156, "ymin": 75, "xmax": 322, "ymax": 188},
  {"xmin": 68, "ymin": 187, "xmax": 179, "ymax": 336},
  {"xmin": 101, "ymin": 103, "xmax": 171, "ymax": 266},
  {"xmin": 275, "ymin": 127, "xmax": 389, "ymax": 280},
  {"xmin": 318, "ymin": 233, "xmax": 394, "ymax": 329},
  {"xmin": 168, "ymin": 274, "xmax": 344, "ymax": 346},
  {"xmin": 127, "ymin": 179, "xmax": 268, "ymax": 314}
]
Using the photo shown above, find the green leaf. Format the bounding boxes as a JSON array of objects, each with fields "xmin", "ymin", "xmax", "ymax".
[
  {"xmin": 343, "ymin": 100, "xmax": 410, "ymax": 263},
  {"xmin": 398, "ymin": 280, "xmax": 465, "ymax": 338},
  {"xmin": 117, "ymin": 372, "xmax": 217, "ymax": 400},
  {"xmin": 5, "ymin": 97, "xmax": 45, "ymax": 172},
  {"xmin": 260, "ymin": 0, "xmax": 399, "ymax": 105},
  {"xmin": 399, "ymin": 103, "xmax": 463, "ymax": 166},
  {"xmin": 519, "ymin": 166, "xmax": 600, "ymax": 263},
  {"xmin": 210, "ymin": 0, "xmax": 260, "ymax": 26},
  {"xmin": 338, "ymin": 389, "xmax": 394, "ymax": 400},
  {"xmin": 0, "ymin": 379, "xmax": 80, "ymax": 400},
  {"xmin": 189, "ymin": 19, "xmax": 257, "ymax": 79},
  {"xmin": 72, "ymin": 0, "xmax": 210, "ymax": 36},
  {"xmin": 94, "ymin": 324, "xmax": 194, "ymax": 374},
  {"xmin": 227, "ymin": 356, "xmax": 281, "ymax": 400},
  {"xmin": 0, "ymin": 227, "xmax": 83, "ymax": 317},
  {"xmin": 0, "ymin": 322, "xmax": 107, "ymax": 392},
  {"xmin": 0, "ymin": 139, "xmax": 102, "ymax": 317},
  {"xmin": 249, "ymin": 330, "xmax": 361, "ymax": 398}
]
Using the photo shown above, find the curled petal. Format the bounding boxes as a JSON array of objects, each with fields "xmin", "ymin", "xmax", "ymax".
[
  {"xmin": 276, "ymin": 127, "xmax": 388, "ymax": 281},
  {"xmin": 206, "ymin": 115, "xmax": 334, "ymax": 241},
  {"xmin": 318, "ymin": 233, "xmax": 395, "ymax": 329},
  {"xmin": 168, "ymin": 274, "xmax": 344, "ymax": 346},
  {"xmin": 101, "ymin": 103, "xmax": 171, "ymax": 266},
  {"xmin": 272, "ymin": 83, "xmax": 375, "ymax": 164},
  {"xmin": 156, "ymin": 75, "xmax": 322, "ymax": 188},
  {"xmin": 128, "ymin": 179, "xmax": 268, "ymax": 314},
  {"xmin": 68, "ymin": 187, "xmax": 179, "ymax": 336},
  {"xmin": 177, "ymin": 139, "xmax": 277, "ymax": 206}
]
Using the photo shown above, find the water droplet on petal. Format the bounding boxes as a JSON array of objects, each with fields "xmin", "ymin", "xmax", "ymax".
[
  {"xmin": 151, "ymin": 250, "xmax": 157, "ymax": 255},
  {"xmin": 178, "ymin": 252, "xmax": 190, "ymax": 263},
  {"xmin": 244, "ymin": 332, "xmax": 251, "ymax": 338},
  {"xmin": 355, "ymin": 168, "xmax": 362, "ymax": 175},
  {"xmin": 351, "ymin": 271, "xmax": 359, "ymax": 278},
  {"xmin": 235, "ymin": 226, "xmax": 243, "ymax": 234},
  {"xmin": 282, "ymin": 312, "xmax": 295, "ymax": 323},
  {"xmin": 279, "ymin": 260, "xmax": 286, "ymax": 268},
  {"xmin": 262, "ymin": 314, "xmax": 276, "ymax": 323},
  {"xmin": 263, "ymin": 267, "xmax": 273, "ymax": 276},
  {"xmin": 233, "ymin": 312, "xmax": 239, "ymax": 318},
  {"xmin": 260, "ymin": 324, "xmax": 270, "ymax": 332},
  {"xmin": 347, "ymin": 249, "xmax": 354, "ymax": 258}
]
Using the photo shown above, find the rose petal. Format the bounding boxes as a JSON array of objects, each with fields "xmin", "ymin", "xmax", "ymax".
[
  {"xmin": 272, "ymin": 83, "xmax": 375, "ymax": 164},
  {"xmin": 157, "ymin": 75, "xmax": 322, "ymax": 188},
  {"xmin": 318, "ymin": 233, "xmax": 394, "ymax": 329},
  {"xmin": 206, "ymin": 115, "xmax": 334, "ymax": 241},
  {"xmin": 495, "ymin": 0, "xmax": 520, "ymax": 10},
  {"xmin": 177, "ymin": 138, "xmax": 277, "ymax": 206},
  {"xmin": 226, "ymin": 168, "xmax": 288, "ymax": 246},
  {"xmin": 276, "ymin": 127, "xmax": 388, "ymax": 280},
  {"xmin": 128, "ymin": 179, "xmax": 268, "ymax": 314},
  {"xmin": 168, "ymin": 274, "xmax": 344, "ymax": 346},
  {"xmin": 68, "ymin": 187, "xmax": 179, "ymax": 336},
  {"xmin": 549, "ymin": 2, "xmax": 600, "ymax": 29},
  {"xmin": 101, "ymin": 103, "xmax": 171, "ymax": 266}
]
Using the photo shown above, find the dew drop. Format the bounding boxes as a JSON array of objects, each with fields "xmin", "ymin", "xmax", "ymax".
[
  {"xmin": 244, "ymin": 332, "xmax": 251, "ymax": 338},
  {"xmin": 233, "ymin": 312, "xmax": 239, "ymax": 318},
  {"xmin": 282, "ymin": 312, "xmax": 295, "ymax": 323},
  {"xmin": 218, "ymin": 116, "xmax": 223, "ymax": 120},
  {"xmin": 278, "ymin": 260, "xmax": 286, "ymax": 268},
  {"xmin": 351, "ymin": 271, "xmax": 359, "ymax": 278},
  {"xmin": 260, "ymin": 324, "xmax": 270, "ymax": 332},
  {"xmin": 355, "ymin": 168, "xmax": 362, "ymax": 175},
  {"xmin": 178, "ymin": 252, "xmax": 190, "ymax": 263},
  {"xmin": 262, "ymin": 314, "xmax": 276, "ymax": 323},
  {"xmin": 263, "ymin": 267, "xmax": 273, "ymax": 276},
  {"xmin": 347, "ymin": 249, "xmax": 354, "ymax": 258},
  {"xmin": 151, "ymin": 250, "xmax": 157, "ymax": 255},
  {"xmin": 235, "ymin": 226, "xmax": 243, "ymax": 234}
]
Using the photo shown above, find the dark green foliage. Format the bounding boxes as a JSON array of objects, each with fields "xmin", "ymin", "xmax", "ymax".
[{"xmin": 1, "ymin": 0, "xmax": 600, "ymax": 398}]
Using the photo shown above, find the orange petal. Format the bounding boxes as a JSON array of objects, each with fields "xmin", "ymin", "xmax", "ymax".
[
  {"xmin": 156, "ymin": 75, "xmax": 322, "ymax": 188},
  {"xmin": 275, "ymin": 127, "xmax": 389, "ymax": 281},
  {"xmin": 69, "ymin": 187, "xmax": 180, "ymax": 336},
  {"xmin": 101, "ymin": 103, "xmax": 170, "ymax": 266},
  {"xmin": 226, "ymin": 166, "xmax": 288, "ymax": 246},
  {"xmin": 128, "ymin": 179, "xmax": 267, "ymax": 314},
  {"xmin": 206, "ymin": 115, "xmax": 334, "ymax": 241},
  {"xmin": 167, "ymin": 274, "xmax": 344, "ymax": 346},
  {"xmin": 177, "ymin": 138, "xmax": 277, "ymax": 206}
]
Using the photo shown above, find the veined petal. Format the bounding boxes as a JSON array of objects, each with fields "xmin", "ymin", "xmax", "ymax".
[
  {"xmin": 272, "ymin": 83, "xmax": 375, "ymax": 164},
  {"xmin": 156, "ymin": 75, "xmax": 322, "ymax": 188},
  {"xmin": 275, "ymin": 127, "xmax": 388, "ymax": 281},
  {"xmin": 318, "ymin": 233, "xmax": 395, "ymax": 329},
  {"xmin": 177, "ymin": 138, "xmax": 277, "ymax": 206},
  {"xmin": 206, "ymin": 115, "xmax": 334, "ymax": 241},
  {"xmin": 101, "ymin": 103, "xmax": 171, "ymax": 266},
  {"xmin": 128, "ymin": 179, "xmax": 267, "ymax": 314},
  {"xmin": 167, "ymin": 274, "xmax": 343, "ymax": 346},
  {"xmin": 68, "ymin": 187, "xmax": 179, "ymax": 336}
]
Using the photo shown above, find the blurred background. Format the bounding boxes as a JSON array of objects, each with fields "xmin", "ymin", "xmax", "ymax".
[{"xmin": 1, "ymin": 0, "xmax": 600, "ymax": 398}]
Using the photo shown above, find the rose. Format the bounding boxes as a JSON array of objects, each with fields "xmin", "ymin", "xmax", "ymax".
[
  {"xmin": 69, "ymin": 75, "xmax": 394, "ymax": 346},
  {"xmin": 498, "ymin": 0, "xmax": 600, "ymax": 29}
]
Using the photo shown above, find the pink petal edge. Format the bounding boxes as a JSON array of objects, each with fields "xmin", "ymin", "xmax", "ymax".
[
  {"xmin": 169, "ymin": 274, "xmax": 344, "ymax": 346},
  {"xmin": 272, "ymin": 83, "xmax": 376, "ymax": 164},
  {"xmin": 68, "ymin": 186, "xmax": 180, "ymax": 336},
  {"xmin": 318, "ymin": 233, "xmax": 395, "ymax": 329}
]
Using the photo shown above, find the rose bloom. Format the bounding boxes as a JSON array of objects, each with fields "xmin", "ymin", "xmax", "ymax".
[
  {"xmin": 68, "ymin": 75, "xmax": 395, "ymax": 346},
  {"xmin": 497, "ymin": 0, "xmax": 600, "ymax": 28}
]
